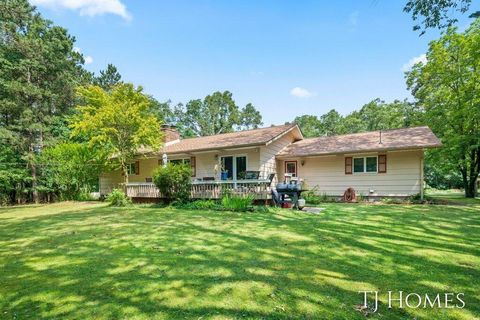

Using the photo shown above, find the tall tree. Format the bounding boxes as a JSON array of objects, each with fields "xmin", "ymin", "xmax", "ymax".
[
  {"xmin": 404, "ymin": 0, "xmax": 477, "ymax": 34},
  {"xmin": 174, "ymin": 91, "xmax": 263, "ymax": 137},
  {"xmin": 94, "ymin": 63, "xmax": 122, "ymax": 91},
  {"xmin": 239, "ymin": 103, "xmax": 263, "ymax": 130},
  {"xmin": 71, "ymin": 84, "xmax": 163, "ymax": 187},
  {"xmin": 353, "ymin": 99, "xmax": 420, "ymax": 132},
  {"xmin": 293, "ymin": 115, "xmax": 323, "ymax": 138},
  {"xmin": 149, "ymin": 97, "xmax": 175, "ymax": 124},
  {"xmin": 320, "ymin": 109, "xmax": 344, "ymax": 136},
  {"xmin": 0, "ymin": 0, "xmax": 87, "ymax": 202},
  {"xmin": 406, "ymin": 20, "xmax": 480, "ymax": 197}
]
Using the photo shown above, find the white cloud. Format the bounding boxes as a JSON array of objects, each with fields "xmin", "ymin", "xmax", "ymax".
[
  {"xmin": 30, "ymin": 0, "xmax": 131, "ymax": 20},
  {"xmin": 401, "ymin": 54, "xmax": 427, "ymax": 72},
  {"xmin": 84, "ymin": 55, "xmax": 93, "ymax": 64},
  {"xmin": 348, "ymin": 11, "xmax": 359, "ymax": 30},
  {"xmin": 290, "ymin": 87, "xmax": 315, "ymax": 98}
]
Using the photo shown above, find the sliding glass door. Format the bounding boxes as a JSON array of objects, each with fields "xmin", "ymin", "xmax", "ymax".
[{"xmin": 221, "ymin": 155, "xmax": 247, "ymax": 180}]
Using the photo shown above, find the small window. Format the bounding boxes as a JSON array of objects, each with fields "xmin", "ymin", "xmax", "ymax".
[
  {"xmin": 127, "ymin": 162, "xmax": 138, "ymax": 175},
  {"xmin": 353, "ymin": 156, "xmax": 378, "ymax": 173},
  {"xmin": 285, "ymin": 161, "xmax": 297, "ymax": 177},
  {"xmin": 353, "ymin": 158, "xmax": 364, "ymax": 173},
  {"xmin": 366, "ymin": 157, "xmax": 377, "ymax": 172}
]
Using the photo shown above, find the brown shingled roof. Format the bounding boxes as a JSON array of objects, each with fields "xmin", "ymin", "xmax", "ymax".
[
  {"xmin": 277, "ymin": 126, "xmax": 441, "ymax": 157},
  {"xmin": 160, "ymin": 123, "xmax": 300, "ymax": 154}
]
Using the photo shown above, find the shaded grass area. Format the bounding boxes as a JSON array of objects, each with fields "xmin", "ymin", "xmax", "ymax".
[
  {"xmin": 0, "ymin": 201, "xmax": 479, "ymax": 319},
  {"xmin": 426, "ymin": 189, "xmax": 480, "ymax": 206}
]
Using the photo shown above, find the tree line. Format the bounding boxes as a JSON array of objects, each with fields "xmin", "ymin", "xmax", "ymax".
[
  {"xmin": 0, "ymin": 0, "xmax": 478, "ymax": 204},
  {"xmin": 0, "ymin": 0, "xmax": 263, "ymax": 204}
]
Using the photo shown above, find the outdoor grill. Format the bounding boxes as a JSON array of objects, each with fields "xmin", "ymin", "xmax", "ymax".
[
  {"xmin": 276, "ymin": 182, "xmax": 302, "ymax": 192},
  {"xmin": 273, "ymin": 181, "xmax": 305, "ymax": 209}
]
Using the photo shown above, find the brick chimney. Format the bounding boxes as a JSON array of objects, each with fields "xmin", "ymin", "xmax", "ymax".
[{"xmin": 161, "ymin": 124, "xmax": 180, "ymax": 143}]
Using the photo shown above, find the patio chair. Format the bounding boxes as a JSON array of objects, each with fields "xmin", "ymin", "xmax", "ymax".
[{"xmin": 267, "ymin": 173, "xmax": 275, "ymax": 185}]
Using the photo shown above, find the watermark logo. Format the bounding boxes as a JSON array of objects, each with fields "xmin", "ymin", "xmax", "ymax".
[{"xmin": 358, "ymin": 291, "xmax": 465, "ymax": 313}]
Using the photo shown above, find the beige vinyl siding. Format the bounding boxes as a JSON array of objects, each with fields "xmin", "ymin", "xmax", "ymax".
[
  {"xmin": 259, "ymin": 132, "xmax": 296, "ymax": 182},
  {"xmin": 99, "ymin": 158, "xmax": 161, "ymax": 195},
  {"xmin": 278, "ymin": 150, "xmax": 423, "ymax": 197}
]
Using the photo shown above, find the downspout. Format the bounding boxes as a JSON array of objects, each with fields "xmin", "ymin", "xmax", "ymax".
[{"xmin": 420, "ymin": 151, "xmax": 424, "ymax": 200}]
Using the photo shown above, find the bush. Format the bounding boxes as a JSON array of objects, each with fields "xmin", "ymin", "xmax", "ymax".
[
  {"xmin": 176, "ymin": 199, "xmax": 221, "ymax": 210},
  {"xmin": 153, "ymin": 163, "xmax": 192, "ymax": 203},
  {"xmin": 221, "ymin": 194, "xmax": 255, "ymax": 212},
  {"xmin": 106, "ymin": 189, "xmax": 131, "ymax": 207},
  {"xmin": 303, "ymin": 186, "xmax": 337, "ymax": 204}
]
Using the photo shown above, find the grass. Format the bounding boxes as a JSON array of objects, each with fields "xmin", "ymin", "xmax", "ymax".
[
  {"xmin": 426, "ymin": 189, "xmax": 480, "ymax": 206},
  {"xmin": 0, "ymin": 200, "xmax": 479, "ymax": 319}
]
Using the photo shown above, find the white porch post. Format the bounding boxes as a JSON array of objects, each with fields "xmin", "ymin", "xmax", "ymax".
[
  {"xmin": 162, "ymin": 153, "xmax": 168, "ymax": 167},
  {"xmin": 420, "ymin": 152, "xmax": 424, "ymax": 200}
]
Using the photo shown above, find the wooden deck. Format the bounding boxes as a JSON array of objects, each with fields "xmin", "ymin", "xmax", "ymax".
[{"xmin": 125, "ymin": 180, "xmax": 272, "ymax": 200}]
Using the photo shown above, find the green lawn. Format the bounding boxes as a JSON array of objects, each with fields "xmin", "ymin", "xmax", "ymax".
[{"xmin": 0, "ymin": 201, "xmax": 479, "ymax": 319}]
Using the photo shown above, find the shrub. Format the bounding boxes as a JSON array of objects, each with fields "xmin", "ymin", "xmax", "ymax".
[
  {"xmin": 303, "ymin": 186, "xmax": 337, "ymax": 204},
  {"xmin": 106, "ymin": 189, "xmax": 131, "ymax": 207},
  {"xmin": 176, "ymin": 199, "xmax": 221, "ymax": 210},
  {"xmin": 153, "ymin": 163, "xmax": 192, "ymax": 203},
  {"xmin": 221, "ymin": 194, "xmax": 255, "ymax": 212}
]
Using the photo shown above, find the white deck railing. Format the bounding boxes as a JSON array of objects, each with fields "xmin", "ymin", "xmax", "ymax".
[{"xmin": 125, "ymin": 180, "xmax": 272, "ymax": 200}]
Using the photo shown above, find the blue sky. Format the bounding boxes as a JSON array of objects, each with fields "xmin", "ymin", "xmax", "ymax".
[{"xmin": 31, "ymin": 0, "xmax": 477, "ymax": 125}]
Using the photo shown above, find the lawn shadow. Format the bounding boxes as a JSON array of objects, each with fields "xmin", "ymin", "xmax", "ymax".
[{"xmin": 0, "ymin": 203, "xmax": 479, "ymax": 319}]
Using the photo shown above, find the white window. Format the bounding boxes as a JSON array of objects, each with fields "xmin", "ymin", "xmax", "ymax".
[
  {"xmin": 169, "ymin": 158, "xmax": 190, "ymax": 166},
  {"xmin": 353, "ymin": 156, "xmax": 378, "ymax": 173},
  {"xmin": 285, "ymin": 161, "xmax": 298, "ymax": 177},
  {"xmin": 220, "ymin": 155, "xmax": 247, "ymax": 180},
  {"xmin": 127, "ymin": 162, "xmax": 138, "ymax": 175}
]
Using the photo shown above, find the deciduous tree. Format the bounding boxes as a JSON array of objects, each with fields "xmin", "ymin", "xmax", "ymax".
[
  {"xmin": 406, "ymin": 20, "xmax": 480, "ymax": 197},
  {"xmin": 71, "ymin": 84, "xmax": 163, "ymax": 187},
  {"xmin": 174, "ymin": 91, "xmax": 263, "ymax": 137}
]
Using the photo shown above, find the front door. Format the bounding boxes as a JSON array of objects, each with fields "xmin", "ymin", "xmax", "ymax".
[{"xmin": 285, "ymin": 161, "xmax": 297, "ymax": 177}]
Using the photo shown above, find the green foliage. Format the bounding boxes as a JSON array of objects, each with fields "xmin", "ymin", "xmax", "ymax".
[
  {"xmin": 221, "ymin": 194, "xmax": 255, "ymax": 212},
  {"xmin": 175, "ymin": 198, "xmax": 271, "ymax": 213},
  {"xmin": 173, "ymin": 91, "xmax": 263, "ymax": 137},
  {"xmin": 106, "ymin": 189, "xmax": 131, "ymax": 207},
  {"xmin": 303, "ymin": 186, "xmax": 337, "ymax": 204},
  {"xmin": 407, "ymin": 20, "xmax": 480, "ymax": 197},
  {"xmin": 0, "ymin": 0, "xmax": 90, "ymax": 202},
  {"xmin": 404, "ymin": 0, "xmax": 474, "ymax": 35},
  {"xmin": 294, "ymin": 99, "xmax": 421, "ymax": 138},
  {"xmin": 424, "ymin": 155, "xmax": 463, "ymax": 189},
  {"xmin": 175, "ymin": 199, "xmax": 221, "ymax": 210},
  {"xmin": 153, "ymin": 163, "xmax": 192, "ymax": 203},
  {"xmin": 94, "ymin": 64, "xmax": 122, "ymax": 91},
  {"xmin": 0, "ymin": 141, "xmax": 30, "ymax": 205},
  {"xmin": 149, "ymin": 98, "xmax": 176, "ymax": 124},
  {"xmin": 36, "ymin": 143, "xmax": 105, "ymax": 201},
  {"xmin": 71, "ymin": 83, "xmax": 163, "ymax": 185}
]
